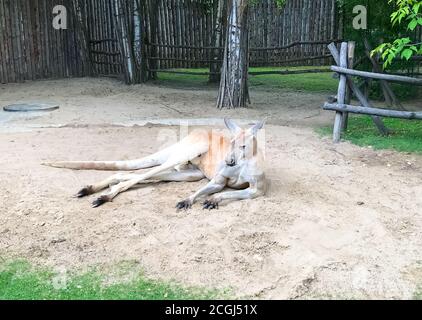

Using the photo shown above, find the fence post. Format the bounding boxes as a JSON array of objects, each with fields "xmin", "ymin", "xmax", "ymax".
[
  {"xmin": 342, "ymin": 41, "xmax": 355, "ymax": 131},
  {"xmin": 333, "ymin": 42, "xmax": 348, "ymax": 143}
]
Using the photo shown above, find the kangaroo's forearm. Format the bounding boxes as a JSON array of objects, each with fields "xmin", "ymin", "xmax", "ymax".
[
  {"xmin": 190, "ymin": 182, "xmax": 225, "ymax": 203},
  {"xmin": 215, "ymin": 187, "xmax": 264, "ymax": 202}
]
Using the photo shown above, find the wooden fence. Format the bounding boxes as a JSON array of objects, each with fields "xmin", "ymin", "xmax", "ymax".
[
  {"xmin": 148, "ymin": 0, "xmax": 340, "ymax": 70},
  {"xmin": 84, "ymin": 1, "xmax": 123, "ymax": 76},
  {"xmin": 0, "ymin": 0, "xmax": 87, "ymax": 83},
  {"xmin": 0, "ymin": 0, "xmax": 340, "ymax": 84},
  {"xmin": 249, "ymin": 0, "xmax": 339, "ymax": 67}
]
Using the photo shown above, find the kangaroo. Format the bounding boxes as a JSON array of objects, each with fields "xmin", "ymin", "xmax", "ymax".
[{"xmin": 43, "ymin": 119, "xmax": 266, "ymax": 210}]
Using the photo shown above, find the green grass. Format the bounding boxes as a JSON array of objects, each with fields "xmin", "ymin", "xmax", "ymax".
[
  {"xmin": 153, "ymin": 66, "xmax": 338, "ymax": 93},
  {"xmin": 415, "ymin": 288, "xmax": 422, "ymax": 300},
  {"xmin": 153, "ymin": 69, "xmax": 214, "ymax": 88},
  {"xmin": 0, "ymin": 260, "xmax": 222, "ymax": 300},
  {"xmin": 152, "ymin": 67, "xmax": 420, "ymax": 100},
  {"xmin": 249, "ymin": 66, "xmax": 337, "ymax": 92},
  {"xmin": 318, "ymin": 116, "xmax": 422, "ymax": 154}
]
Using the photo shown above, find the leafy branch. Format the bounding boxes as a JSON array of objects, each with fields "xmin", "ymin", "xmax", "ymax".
[{"xmin": 372, "ymin": 0, "xmax": 422, "ymax": 68}]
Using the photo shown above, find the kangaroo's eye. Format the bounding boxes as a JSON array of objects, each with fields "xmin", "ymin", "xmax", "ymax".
[{"xmin": 240, "ymin": 145, "xmax": 246, "ymax": 149}]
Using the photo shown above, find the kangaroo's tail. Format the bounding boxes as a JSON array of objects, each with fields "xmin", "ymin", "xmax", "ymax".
[{"xmin": 41, "ymin": 160, "xmax": 142, "ymax": 171}]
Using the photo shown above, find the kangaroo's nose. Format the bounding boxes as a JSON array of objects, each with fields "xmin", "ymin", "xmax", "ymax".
[{"xmin": 226, "ymin": 158, "xmax": 236, "ymax": 167}]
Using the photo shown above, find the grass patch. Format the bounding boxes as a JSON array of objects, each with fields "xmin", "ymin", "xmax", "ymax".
[
  {"xmin": 249, "ymin": 66, "xmax": 337, "ymax": 93},
  {"xmin": 153, "ymin": 69, "xmax": 214, "ymax": 89},
  {"xmin": 367, "ymin": 81, "xmax": 420, "ymax": 101},
  {"xmin": 318, "ymin": 116, "xmax": 422, "ymax": 154},
  {"xmin": 152, "ymin": 67, "xmax": 420, "ymax": 100},
  {"xmin": 415, "ymin": 288, "xmax": 422, "ymax": 300},
  {"xmin": 0, "ymin": 259, "xmax": 222, "ymax": 300},
  {"xmin": 153, "ymin": 67, "xmax": 338, "ymax": 93}
]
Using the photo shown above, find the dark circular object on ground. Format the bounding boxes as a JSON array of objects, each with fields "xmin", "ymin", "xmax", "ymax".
[{"xmin": 3, "ymin": 103, "xmax": 59, "ymax": 112}]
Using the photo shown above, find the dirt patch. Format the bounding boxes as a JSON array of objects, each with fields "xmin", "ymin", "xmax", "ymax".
[
  {"xmin": 0, "ymin": 77, "xmax": 333, "ymax": 130},
  {"xmin": 0, "ymin": 124, "xmax": 421, "ymax": 299}
]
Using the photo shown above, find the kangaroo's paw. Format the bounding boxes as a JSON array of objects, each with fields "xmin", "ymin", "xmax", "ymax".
[
  {"xmin": 74, "ymin": 186, "xmax": 94, "ymax": 198},
  {"xmin": 92, "ymin": 195, "xmax": 111, "ymax": 208},
  {"xmin": 176, "ymin": 199, "xmax": 193, "ymax": 211},
  {"xmin": 203, "ymin": 199, "xmax": 219, "ymax": 210}
]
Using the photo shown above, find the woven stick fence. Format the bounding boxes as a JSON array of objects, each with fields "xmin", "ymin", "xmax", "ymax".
[{"xmin": 0, "ymin": 0, "xmax": 341, "ymax": 84}]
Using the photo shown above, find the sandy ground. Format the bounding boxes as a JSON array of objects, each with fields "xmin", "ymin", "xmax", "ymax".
[
  {"xmin": 0, "ymin": 78, "xmax": 421, "ymax": 299},
  {"xmin": 0, "ymin": 125, "xmax": 421, "ymax": 299},
  {"xmin": 0, "ymin": 77, "xmax": 333, "ymax": 130}
]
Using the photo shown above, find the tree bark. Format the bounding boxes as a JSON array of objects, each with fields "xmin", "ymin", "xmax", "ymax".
[
  {"xmin": 113, "ymin": 0, "xmax": 145, "ymax": 84},
  {"xmin": 71, "ymin": 0, "xmax": 93, "ymax": 77},
  {"xmin": 209, "ymin": 0, "xmax": 226, "ymax": 83},
  {"xmin": 134, "ymin": 0, "xmax": 148, "ymax": 82},
  {"xmin": 114, "ymin": 0, "xmax": 135, "ymax": 84},
  {"xmin": 216, "ymin": 0, "xmax": 250, "ymax": 109}
]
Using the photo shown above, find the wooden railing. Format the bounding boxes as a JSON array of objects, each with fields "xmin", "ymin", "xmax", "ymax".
[{"xmin": 323, "ymin": 41, "xmax": 422, "ymax": 143}]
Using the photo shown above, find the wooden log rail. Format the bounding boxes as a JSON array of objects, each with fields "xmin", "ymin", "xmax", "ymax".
[
  {"xmin": 148, "ymin": 57, "xmax": 223, "ymax": 63},
  {"xmin": 331, "ymin": 66, "xmax": 422, "ymax": 85},
  {"xmin": 324, "ymin": 103, "xmax": 422, "ymax": 120},
  {"xmin": 148, "ymin": 68, "xmax": 333, "ymax": 77},
  {"xmin": 90, "ymin": 39, "xmax": 119, "ymax": 44},
  {"xmin": 249, "ymin": 40, "xmax": 343, "ymax": 51},
  {"xmin": 146, "ymin": 54, "xmax": 332, "ymax": 66},
  {"xmin": 249, "ymin": 69, "xmax": 332, "ymax": 76},
  {"xmin": 146, "ymin": 40, "xmax": 342, "ymax": 52},
  {"xmin": 146, "ymin": 43, "xmax": 222, "ymax": 50},
  {"xmin": 147, "ymin": 69, "xmax": 219, "ymax": 76}
]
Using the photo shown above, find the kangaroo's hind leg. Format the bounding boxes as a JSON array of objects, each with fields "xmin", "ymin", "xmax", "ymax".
[
  {"xmin": 75, "ymin": 173, "xmax": 140, "ymax": 198},
  {"xmin": 91, "ymin": 140, "xmax": 209, "ymax": 207},
  {"xmin": 76, "ymin": 167, "xmax": 205, "ymax": 198},
  {"xmin": 90, "ymin": 169, "xmax": 205, "ymax": 208},
  {"xmin": 74, "ymin": 145, "xmax": 182, "ymax": 197}
]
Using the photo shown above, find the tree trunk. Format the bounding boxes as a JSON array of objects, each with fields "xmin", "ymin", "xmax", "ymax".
[
  {"xmin": 113, "ymin": 0, "xmax": 145, "ymax": 84},
  {"xmin": 216, "ymin": 0, "xmax": 250, "ymax": 109},
  {"xmin": 134, "ymin": 0, "xmax": 148, "ymax": 82},
  {"xmin": 146, "ymin": 0, "xmax": 159, "ymax": 80},
  {"xmin": 209, "ymin": 0, "xmax": 226, "ymax": 83},
  {"xmin": 71, "ymin": 0, "xmax": 93, "ymax": 77},
  {"xmin": 114, "ymin": 0, "xmax": 135, "ymax": 84}
]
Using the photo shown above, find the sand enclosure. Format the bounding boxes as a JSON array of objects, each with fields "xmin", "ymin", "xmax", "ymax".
[{"xmin": 0, "ymin": 78, "xmax": 421, "ymax": 299}]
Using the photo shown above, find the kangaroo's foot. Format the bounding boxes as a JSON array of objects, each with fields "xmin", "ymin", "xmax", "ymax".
[
  {"xmin": 203, "ymin": 199, "xmax": 219, "ymax": 210},
  {"xmin": 176, "ymin": 199, "xmax": 193, "ymax": 211},
  {"xmin": 92, "ymin": 195, "xmax": 111, "ymax": 208},
  {"xmin": 75, "ymin": 186, "xmax": 95, "ymax": 198},
  {"xmin": 75, "ymin": 173, "xmax": 141, "ymax": 199}
]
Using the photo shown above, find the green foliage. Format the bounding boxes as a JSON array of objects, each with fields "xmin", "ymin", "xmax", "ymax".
[
  {"xmin": 273, "ymin": 0, "xmax": 286, "ymax": 8},
  {"xmin": 372, "ymin": 0, "xmax": 422, "ymax": 68},
  {"xmin": 0, "ymin": 259, "xmax": 221, "ymax": 300},
  {"xmin": 339, "ymin": 0, "xmax": 419, "ymax": 73},
  {"xmin": 319, "ymin": 116, "xmax": 422, "ymax": 153}
]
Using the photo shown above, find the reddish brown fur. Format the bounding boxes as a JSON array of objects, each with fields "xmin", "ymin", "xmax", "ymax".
[{"xmin": 189, "ymin": 130, "xmax": 231, "ymax": 179}]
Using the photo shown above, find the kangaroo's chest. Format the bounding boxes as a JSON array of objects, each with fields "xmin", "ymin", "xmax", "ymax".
[{"xmin": 190, "ymin": 132, "xmax": 231, "ymax": 179}]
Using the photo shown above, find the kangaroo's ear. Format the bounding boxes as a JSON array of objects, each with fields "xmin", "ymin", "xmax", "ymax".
[
  {"xmin": 249, "ymin": 119, "xmax": 265, "ymax": 136},
  {"xmin": 224, "ymin": 118, "xmax": 241, "ymax": 135}
]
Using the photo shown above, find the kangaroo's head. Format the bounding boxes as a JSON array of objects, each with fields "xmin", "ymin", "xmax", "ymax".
[{"xmin": 224, "ymin": 118, "xmax": 265, "ymax": 167}]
